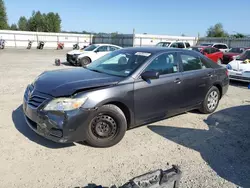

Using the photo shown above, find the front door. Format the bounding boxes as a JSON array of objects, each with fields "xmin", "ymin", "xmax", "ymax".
[
  {"xmin": 134, "ymin": 52, "xmax": 182, "ymax": 125},
  {"xmin": 93, "ymin": 46, "xmax": 110, "ymax": 61}
]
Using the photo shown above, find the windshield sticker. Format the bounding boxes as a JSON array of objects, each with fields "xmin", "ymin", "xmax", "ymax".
[
  {"xmin": 135, "ymin": 52, "xmax": 151, "ymax": 57},
  {"xmin": 125, "ymin": 70, "xmax": 131, "ymax": 74}
]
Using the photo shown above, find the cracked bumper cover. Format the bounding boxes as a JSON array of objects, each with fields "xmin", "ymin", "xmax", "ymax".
[{"xmin": 23, "ymin": 97, "xmax": 95, "ymax": 143}]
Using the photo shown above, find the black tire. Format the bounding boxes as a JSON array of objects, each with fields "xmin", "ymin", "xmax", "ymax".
[
  {"xmin": 199, "ymin": 86, "xmax": 220, "ymax": 114},
  {"xmin": 80, "ymin": 57, "xmax": 91, "ymax": 67},
  {"xmin": 85, "ymin": 104, "xmax": 127, "ymax": 147}
]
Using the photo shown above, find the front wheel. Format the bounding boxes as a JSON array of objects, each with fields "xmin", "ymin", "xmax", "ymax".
[
  {"xmin": 199, "ymin": 86, "xmax": 220, "ymax": 114},
  {"xmin": 85, "ymin": 104, "xmax": 127, "ymax": 147},
  {"xmin": 79, "ymin": 57, "xmax": 91, "ymax": 67}
]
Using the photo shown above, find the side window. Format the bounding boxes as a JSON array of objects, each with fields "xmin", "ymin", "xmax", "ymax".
[
  {"xmin": 210, "ymin": 48, "xmax": 217, "ymax": 54},
  {"xmin": 97, "ymin": 46, "xmax": 108, "ymax": 52},
  {"xmin": 180, "ymin": 53, "xmax": 209, "ymax": 71},
  {"xmin": 144, "ymin": 53, "xmax": 178, "ymax": 75},
  {"xmin": 221, "ymin": 45, "xmax": 228, "ymax": 49},
  {"xmin": 170, "ymin": 42, "xmax": 178, "ymax": 48},
  {"xmin": 203, "ymin": 48, "xmax": 211, "ymax": 54},
  {"xmin": 185, "ymin": 42, "xmax": 191, "ymax": 48},
  {"xmin": 213, "ymin": 44, "xmax": 220, "ymax": 49},
  {"xmin": 177, "ymin": 42, "xmax": 185, "ymax": 48},
  {"xmin": 156, "ymin": 42, "xmax": 163, "ymax": 47},
  {"xmin": 109, "ymin": 46, "xmax": 119, "ymax": 51}
]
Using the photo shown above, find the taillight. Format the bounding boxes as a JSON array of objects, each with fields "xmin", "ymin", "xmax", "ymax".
[{"xmin": 226, "ymin": 69, "xmax": 229, "ymax": 76}]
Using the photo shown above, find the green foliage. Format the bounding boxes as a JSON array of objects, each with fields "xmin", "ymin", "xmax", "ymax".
[
  {"xmin": 232, "ymin": 33, "xmax": 246, "ymax": 38},
  {"xmin": 0, "ymin": 0, "xmax": 8, "ymax": 29},
  {"xmin": 44, "ymin": 12, "xmax": 61, "ymax": 32},
  {"xmin": 18, "ymin": 16, "xmax": 28, "ymax": 31},
  {"xmin": 10, "ymin": 23, "xmax": 18, "ymax": 30},
  {"xmin": 207, "ymin": 23, "xmax": 229, "ymax": 37}
]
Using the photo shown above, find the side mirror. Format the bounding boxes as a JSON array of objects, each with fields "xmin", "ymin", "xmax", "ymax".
[{"xmin": 141, "ymin": 71, "xmax": 160, "ymax": 80}]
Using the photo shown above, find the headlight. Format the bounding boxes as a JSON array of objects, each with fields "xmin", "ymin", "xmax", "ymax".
[
  {"xmin": 44, "ymin": 97, "xmax": 88, "ymax": 111},
  {"xmin": 226, "ymin": 64, "xmax": 232, "ymax": 70}
]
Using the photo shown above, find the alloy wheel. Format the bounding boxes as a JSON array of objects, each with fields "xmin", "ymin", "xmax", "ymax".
[{"xmin": 207, "ymin": 91, "xmax": 219, "ymax": 111}]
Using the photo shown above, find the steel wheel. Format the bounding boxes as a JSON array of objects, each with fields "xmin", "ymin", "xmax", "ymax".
[
  {"xmin": 91, "ymin": 115, "xmax": 117, "ymax": 139},
  {"xmin": 207, "ymin": 90, "xmax": 219, "ymax": 111}
]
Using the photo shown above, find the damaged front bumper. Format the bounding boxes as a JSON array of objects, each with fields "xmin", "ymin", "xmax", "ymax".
[{"xmin": 23, "ymin": 94, "xmax": 92, "ymax": 143}]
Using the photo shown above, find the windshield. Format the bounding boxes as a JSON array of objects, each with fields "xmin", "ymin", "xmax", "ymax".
[
  {"xmin": 156, "ymin": 42, "xmax": 171, "ymax": 47},
  {"xmin": 83, "ymin": 44, "xmax": 99, "ymax": 51},
  {"xmin": 236, "ymin": 50, "xmax": 250, "ymax": 60},
  {"xmin": 190, "ymin": 47, "xmax": 202, "ymax": 53},
  {"xmin": 86, "ymin": 50, "xmax": 152, "ymax": 77},
  {"xmin": 228, "ymin": 48, "xmax": 244, "ymax": 53}
]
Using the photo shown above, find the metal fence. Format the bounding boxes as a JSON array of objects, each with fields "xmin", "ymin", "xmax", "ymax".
[
  {"xmin": 0, "ymin": 30, "xmax": 198, "ymax": 49},
  {"xmin": 198, "ymin": 37, "xmax": 250, "ymax": 48}
]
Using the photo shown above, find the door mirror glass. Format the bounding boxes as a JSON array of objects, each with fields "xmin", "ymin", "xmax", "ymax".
[{"xmin": 141, "ymin": 71, "xmax": 160, "ymax": 80}]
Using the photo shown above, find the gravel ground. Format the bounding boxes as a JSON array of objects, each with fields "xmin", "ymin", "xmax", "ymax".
[{"xmin": 0, "ymin": 49, "xmax": 249, "ymax": 188}]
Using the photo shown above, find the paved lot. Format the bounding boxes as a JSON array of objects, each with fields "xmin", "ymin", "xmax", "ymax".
[{"xmin": 0, "ymin": 49, "xmax": 249, "ymax": 188}]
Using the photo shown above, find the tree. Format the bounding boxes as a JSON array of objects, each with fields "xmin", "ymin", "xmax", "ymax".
[
  {"xmin": 10, "ymin": 23, "xmax": 18, "ymax": 30},
  {"xmin": 28, "ymin": 11, "xmax": 46, "ymax": 32},
  {"xmin": 0, "ymin": 0, "xmax": 8, "ymax": 29},
  {"xmin": 18, "ymin": 16, "xmax": 28, "ymax": 31},
  {"xmin": 232, "ymin": 33, "xmax": 246, "ymax": 38},
  {"xmin": 44, "ymin": 12, "xmax": 61, "ymax": 32},
  {"xmin": 206, "ymin": 23, "xmax": 229, "ymax": 37}
]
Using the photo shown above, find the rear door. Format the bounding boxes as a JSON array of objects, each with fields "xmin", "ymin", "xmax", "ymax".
[{"xmin": 178, "ymin": 51, "xmax": 214, "ymax": 109}]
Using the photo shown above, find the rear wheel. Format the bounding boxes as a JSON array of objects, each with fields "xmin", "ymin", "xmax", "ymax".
[
  {"xmin": 85, "ymin": 104, "xmax": 127, "ymax": 147},
  {"xmin": 80, "ymin": 57, "xmax": 91, "ymax": 67},
  {"xmin": 199, "ymin": 86, "xmax": 220, "ymax": 114}
]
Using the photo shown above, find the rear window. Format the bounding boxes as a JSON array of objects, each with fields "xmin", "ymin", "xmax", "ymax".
[
  {"xmin": 177, "ymin": 42, "xmax": 185, "ymax": 48},
  {"xmin": 228, "ymin": 48, "xmax": 244, "ymax": 53}
]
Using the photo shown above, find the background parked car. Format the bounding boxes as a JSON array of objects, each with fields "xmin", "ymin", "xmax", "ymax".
[
  {"xmin": 227, "ymin": 49, "xmax": 250, "ymax": 82},
  {"xmin": 156, "ymin": 41, "xmax": 191, "ymax": 49},
  {"xmin": 66, "ymin": 44, "xmax": 122, "ymax": 66},
  {"xmin": 189, "ymin": 46, "xmax": 223, "ymax": 64},
  {"xmin": 223, "ymin": 47, "xmax": 250, "ymax": 64},
  {"xmin": 199, "ymin": 43, "xmax": 229, "ymax": 52}
]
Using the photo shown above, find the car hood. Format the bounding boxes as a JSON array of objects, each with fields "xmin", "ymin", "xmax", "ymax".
[
  {"xmin": 67, "ymin": 50, "xmax": 91, "ymax": 55},
  {"xmin": 229, "ymin": 60, "xmax": 250, "ymax": 71},
  {"xmin": 33, "ymin": 68, "xmax": 123, "ymax": 97},
  {"xmin": 224, "ymin": 52, "xmax": 239, "ymax": 57}
]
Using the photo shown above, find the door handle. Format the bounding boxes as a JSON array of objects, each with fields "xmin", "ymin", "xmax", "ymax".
[
  {"xmin": 174, "ymin": 78, "xmax": 181, "ymax": 84},
  {"xmin": 207, "ymin": 73, "xmax": 213, "ymax": 77}
]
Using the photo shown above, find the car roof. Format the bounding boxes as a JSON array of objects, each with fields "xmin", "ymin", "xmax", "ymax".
[
  {"xmin": 121, "ymin": 47, "xmax": 190, "ymax": 53},
  {"xmin": 191, "ymin": 46, "xmax": 215, "ymax": 49},
  {"xmin": 94, "ymin": 43, "xmax": 122, "ymax": 48}
]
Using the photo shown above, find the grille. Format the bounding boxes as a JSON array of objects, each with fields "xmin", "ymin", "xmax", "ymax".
[
  {"xmin": 67, "ymin": 54, "xmax": 74, "ymax": 62},
  {"xmin": 24, "ymin": 84, "xmax": 51, "ymax": 108},
  {"xmin": 28, "ymin": 95, "xmax": 48, "ymax": 108}
]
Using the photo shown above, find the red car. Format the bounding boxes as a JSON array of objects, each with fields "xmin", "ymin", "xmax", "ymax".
[
  {"xmin": 190, "ymin": 46, "xmax": 223, "ymax": 64},
  {"xmin": 223, "ymin": 47, "xmax": 250, "ymax": 64}
]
